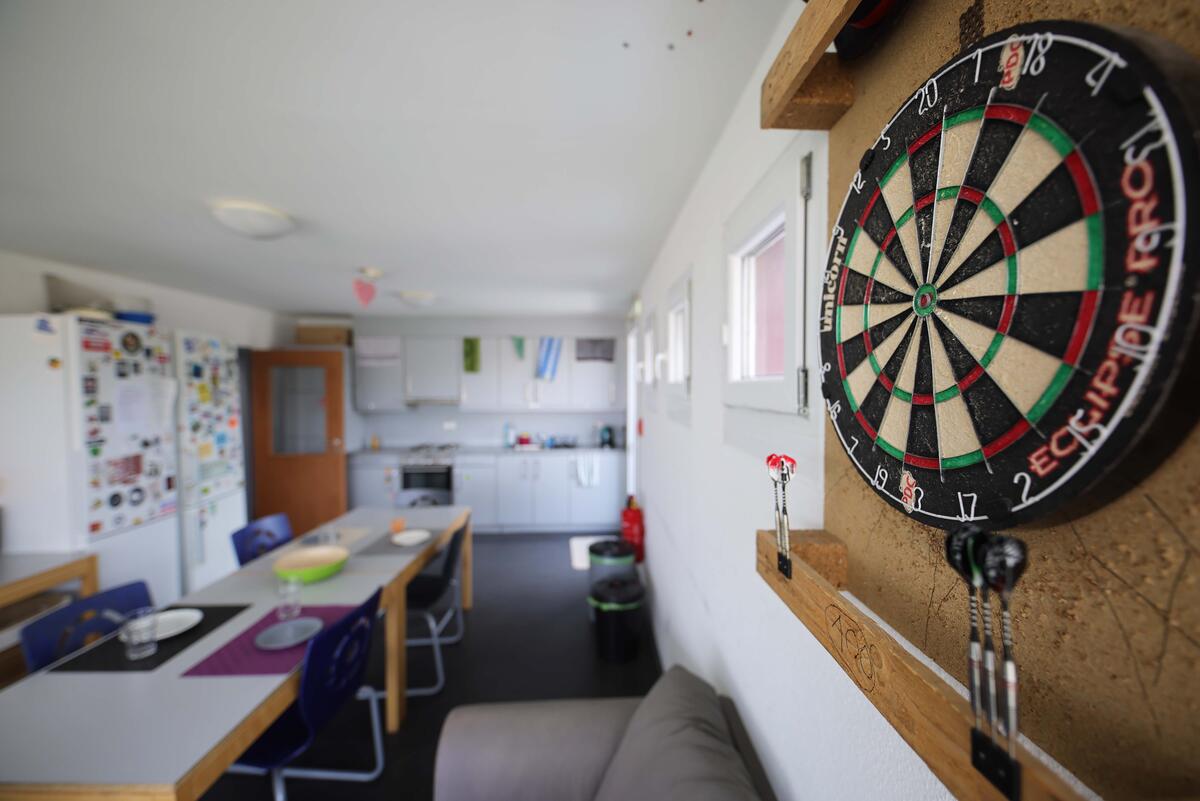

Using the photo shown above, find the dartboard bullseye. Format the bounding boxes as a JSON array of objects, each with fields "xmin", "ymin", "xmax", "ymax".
[{"xmin": 819, "ymin": 21, "xmax": 1200, "ymax": 529}]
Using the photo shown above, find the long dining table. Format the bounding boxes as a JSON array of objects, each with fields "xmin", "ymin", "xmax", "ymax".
[{"xmin": 0, "ymin": 505, "xmax": 472, "ymax": 801}]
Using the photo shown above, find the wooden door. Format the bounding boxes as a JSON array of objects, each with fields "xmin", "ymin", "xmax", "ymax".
[{"xmin": 250, "ymin": 349, "xmax": 346, "ymax": 536}]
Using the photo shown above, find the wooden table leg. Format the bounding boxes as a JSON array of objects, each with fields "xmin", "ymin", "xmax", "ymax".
[
  {"xmin": 385, "ymin": 583, "xmax": 407, "ymax": 734},
  {"xmin": 79, "ymin": 555, "xmax": 99, "ymax": 597},
  {"xmin": 461, "ymin": 519, "xmax": 474, "ymax": 611}
]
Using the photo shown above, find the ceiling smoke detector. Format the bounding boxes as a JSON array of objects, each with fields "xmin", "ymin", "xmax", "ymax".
[
  {"xmin": 393, "ymin": 289, "xmax": 436, "ymax": 307},
  {"xmin": 209, "ymin": 199, "xmax": 295, "ymax": 239}
]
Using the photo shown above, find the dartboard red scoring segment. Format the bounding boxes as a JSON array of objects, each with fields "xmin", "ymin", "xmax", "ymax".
[{"xmin": 819, "ymin": 21, "xmax": 1200, "ymax": 528}]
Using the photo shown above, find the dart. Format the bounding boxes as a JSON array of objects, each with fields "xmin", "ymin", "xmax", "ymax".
[
  {"xmin": 968, "ymin": 529, "xmax": 1001, "ymax": 740},
  {"xmin": 766, "ymin": 454, "xmax": 784, "ymax": 554},
  {"xmin": 944, "ymin": 525, "xmax": 985, "ymax": 731},
  {"xmin": 981, "ymin": 535, "xmax": 1028, "ymax": 757},
  {"xmin": 778, "ymin": 454, "xmax": 796, "ymax": 561}
]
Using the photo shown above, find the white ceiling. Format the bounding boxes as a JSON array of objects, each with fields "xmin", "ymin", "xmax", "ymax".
[{"xmin": 0, "ymin": 0, "xmax": 788, "ymax": 317}]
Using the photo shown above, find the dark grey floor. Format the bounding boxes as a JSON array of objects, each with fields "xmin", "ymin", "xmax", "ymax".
[{"xmin": 203, "ymin": 533, "xmax": 661, "ymax": 801}]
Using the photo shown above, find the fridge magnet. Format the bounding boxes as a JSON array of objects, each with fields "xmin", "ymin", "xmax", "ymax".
[
  {"xmin": 34, "ymin": 317, "xmax": 55, "ymax": 335},
  {"xmin": 112, "ymin": 514, "xmax": 125, "ymax": 527},
  {"xmin": 98, "ymin": 404, "xmax": 112, "ymax": 422},
  {"xmin": 132, "ymin": 361, "xmax": 142, "ymax": 375},
  {"xmin": 83, "ymin": 376, "xmax": 97, "ymax": 395},
  {"xmin": 121, "ymin": 331, "xmax": 142, "ymax": 353},
  {"xmin": 89, "ymin": 521, "xmax": 102, "ymax": 534},
  {"xmin": 108, "ymin": 492, "xmax": 122, "ymax": 508},
  {"xmin": 115, "ymin": 361, "xmax": 129, "ymax": 378},
  {"xmin": 47, "ymin": 357, "xmax": 61, "ymax": 370}
]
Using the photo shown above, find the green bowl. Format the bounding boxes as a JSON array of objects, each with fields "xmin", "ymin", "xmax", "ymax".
[{"xmin": 272, "ymin": 545, "xmax": 349, "ymax": 584}]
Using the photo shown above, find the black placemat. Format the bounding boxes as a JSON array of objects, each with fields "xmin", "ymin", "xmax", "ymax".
[{"xmin": 51, "ymin": 604, "xmax": 249, "ymax": 673}]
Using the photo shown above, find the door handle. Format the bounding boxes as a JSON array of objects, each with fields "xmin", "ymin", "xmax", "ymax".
[
  {"xmin": 533, "ymin": 459, "xmax": 540, "ymax": 480},
  {"xmin": 331, "ymin": 437, "xmax": 343, "ymax": 451}
]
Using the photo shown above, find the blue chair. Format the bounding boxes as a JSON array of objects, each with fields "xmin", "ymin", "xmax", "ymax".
[
  {"xmin": 232, "ymin": 513, "xmax": 293, "ymax": 566},
  {"xmin": 20, "ymin": 581, "xmax": 152, "ymax": 671},
  {"xmin": 228, "ymin": 589, "xmax": 384, "ymax": 801},
  {"xmin": 405, "ymin": 523, "xmax": 467, "ymax": 697}
]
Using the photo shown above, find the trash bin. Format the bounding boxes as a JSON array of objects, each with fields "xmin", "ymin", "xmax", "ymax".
[
  {"xmin": 588, "ymin": 540, "xmax": 637, "ymax": 587},
  {"xmin": 589, "ymin": 577, "xmax": 644, "ymax": 663}
]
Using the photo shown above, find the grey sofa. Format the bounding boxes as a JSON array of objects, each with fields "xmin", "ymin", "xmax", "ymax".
[{"xmin": 434, "ymin": 665, "xmax": 776, "ymax": 801}]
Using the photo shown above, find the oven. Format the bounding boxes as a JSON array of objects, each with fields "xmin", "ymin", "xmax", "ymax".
[{"xmin": 398, "ymin": 463, "xmax": 453, "ymax": 507}]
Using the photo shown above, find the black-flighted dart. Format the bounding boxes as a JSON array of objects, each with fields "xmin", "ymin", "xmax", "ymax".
[
  {"xmin": 968, "ymin": 530, "xmax": 1001, "ymax": 738},
  {"xmin": 945, "ymin": 525, "xmax": 986, "ymax": 731},
  {"xmin": 982, "ymin": 535, "xmax": 1028, "ymax": 757}
]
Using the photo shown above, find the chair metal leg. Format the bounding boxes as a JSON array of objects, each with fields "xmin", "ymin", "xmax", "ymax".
[
  {"xmin": 404, "ymin": 610, "xmax": 445, "ymax": 697},
  {"xmin": 271, "ymin": 768, "xmax": 286, "ymax": 801},
  {"xmin": 280, "ymin": 687, "xmax": 385, "ymax": 782},
  {"xmin": 229, "ymin": 688, "xmax": 385, "ymax": 789},
  {"xmin": 406, "ymin": 580, "xmax": 465, "ymax": 647}
]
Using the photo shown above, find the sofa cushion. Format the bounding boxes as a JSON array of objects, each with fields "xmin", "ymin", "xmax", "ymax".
[{"xmin": 594, "ymin": 665, "xmax": 762, "ymax": 801}]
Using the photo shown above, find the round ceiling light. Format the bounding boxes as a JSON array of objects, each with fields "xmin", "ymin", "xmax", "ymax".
[
  {"xmin": 209, "ymin": 199, "xmax": 295, "ymax": 239},
  {"xmin": 393, "ymin": 289, "xmax": 436, "ymax": 307}
]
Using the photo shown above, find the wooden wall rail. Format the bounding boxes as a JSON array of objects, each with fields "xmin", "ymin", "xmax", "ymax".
[
  {"xmin": 760, "ymin": 0, "xmax": 858, "ymax": 129},
  {"xmin": 755, "ymin": 530, "xmax": 1086, "ymax": 801}
]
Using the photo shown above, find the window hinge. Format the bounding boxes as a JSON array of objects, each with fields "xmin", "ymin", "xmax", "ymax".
[
  {"xmin": 800, "ymin": 153, "xmax": 813, "ymax": 201},
  {"xmin": 798, "ymin": 366, "xmax": 809, "ymax": 416}
]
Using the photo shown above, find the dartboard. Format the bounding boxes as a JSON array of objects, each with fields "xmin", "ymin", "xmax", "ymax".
[{"xmin": 819, "ymin": 21, "xmax": 1200, "ymax": 529}]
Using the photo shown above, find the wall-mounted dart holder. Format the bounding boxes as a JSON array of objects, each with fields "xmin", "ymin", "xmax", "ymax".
[{"xmin": 755, "ymin": 529, "xmax": 1085, "ymax": 801}]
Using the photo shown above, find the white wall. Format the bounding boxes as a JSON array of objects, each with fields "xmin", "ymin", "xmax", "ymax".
[
  {"xmin": 635, "ymin": 3, "xmax": 951, "ymax": 799},
  {"xmin": 0, "ymin": 249, "xmax": 287, "ymax": 347}
]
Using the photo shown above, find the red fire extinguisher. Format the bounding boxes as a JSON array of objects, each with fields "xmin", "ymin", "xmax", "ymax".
[{"xmin": 621, "ymin": 495, "xmax": 644, "ymax": 563}]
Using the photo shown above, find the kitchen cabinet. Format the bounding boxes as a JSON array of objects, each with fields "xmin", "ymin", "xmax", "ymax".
[
  {"xmin": 498, "ymin": 335, "xmax": 572, "ymax": 410},
  {"xmin": 354, "ymin": 336, "xmax": 406, "ymax": 411},
  {"xmin": 569, "ymin": 450, "xmax": 624, "ymax": 528},
  {"xmin": 568, "ymin": 337, "xmax": 622, "ymax": 410},
  {"xmin": 460, "ymin": 336, "xmax": 500, "ymax": 410},
  {"xmin": 454, "ymin": 455, "xmax": 499, "ymax": 529},
  {"xmin": 404, "ymin": 337, "xmax": 460, "ymax": 403},
  {"xmin": 492, "ymin": 451, "xmax": 619, "ymax": 531},
  {"xmin": 497, "ymin": 455, "xmax": 534, "ymax": 526}
]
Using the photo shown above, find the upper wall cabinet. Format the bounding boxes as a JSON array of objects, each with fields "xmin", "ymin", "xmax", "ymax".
[
  {"xmin": 498, "ymin": 335, "xmax": 573, "ymax": 411},
  {"xmin": 354, "ymin": 335, "xmax": 406, "ymax": 412},
  {"xmin": 569, "ymin": 337, "xmax": 622, "ymax": 411},
  {"xmin": 460, "ymin": 336, "xmax": 500, "ymax": 409},
  {"xmin": 404, "ymin": 336, "xmax": 461, "ymax": 403}
]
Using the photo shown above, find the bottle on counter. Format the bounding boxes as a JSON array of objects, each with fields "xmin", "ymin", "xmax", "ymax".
[{"xmin": 369, "ymin": 434, "xmax": 381, "ymax": 451}]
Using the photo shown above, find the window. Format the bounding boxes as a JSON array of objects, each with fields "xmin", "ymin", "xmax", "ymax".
[
  {"xmin": 723, "ymin": 134, "xmax": 827, "ymax": 414},
  {"xmin": 733, "ymin": 221, "xmax": 787, "ymax": 381},
  {"xmin": 665, "ymin": 273, "xmax": 692, "ymax": 424}
]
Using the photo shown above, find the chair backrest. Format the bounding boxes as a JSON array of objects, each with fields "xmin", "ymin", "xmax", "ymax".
[
  {"xmin": 298, "ymin": 588, "xmax": 382, "ymax": 734},
  {"xmin": 231, "ymin": 513, "xmax": 293, "ymax": 565},
  {"xmin": 20, "ymin": 581, "xmax": 153, "ymax": 671},
  {"xmin": 437, "ymin": 524, "xmax": 468, "ymax": 584}
]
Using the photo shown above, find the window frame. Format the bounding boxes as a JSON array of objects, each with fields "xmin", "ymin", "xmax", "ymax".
[
  {"xmin": 722, "ymin": 134, "xmax": 826, "ymax": 415},
  {"xmin": 664, "ymin": 271, "xmax": 692, "ymax": 423}
]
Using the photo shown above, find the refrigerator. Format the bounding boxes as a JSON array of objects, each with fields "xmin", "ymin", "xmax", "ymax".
[
  {"xmin": 174, "ymin": 331, "xmax": 247, "ymax": 593},
  {"xmin": 0, "ymin": 315, "xmax": 182, "ymax": 603}
]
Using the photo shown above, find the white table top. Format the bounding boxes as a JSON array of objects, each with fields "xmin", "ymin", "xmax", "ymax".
[{"xmin": 0, "ymin": 506, "xmax": 468, "ymax": 789}]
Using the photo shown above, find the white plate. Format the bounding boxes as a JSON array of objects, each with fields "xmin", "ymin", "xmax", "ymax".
[
  {"xmin": 255, "ymin": 617, "xmax": 324, "ymax": 651},
  {"xmin": 119, "ymin": 608, "xmax": 203, "ymax": 643},
  {"xmin": 391, "ymin": 529, "xmax": 432, "ymax": 547}
]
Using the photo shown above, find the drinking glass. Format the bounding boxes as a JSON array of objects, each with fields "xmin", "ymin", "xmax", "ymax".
[
  {"xmin": 122, "ymin": 607, "xmax": 158, "ymax": 661},
  {"xmin": 277, "ymin": 576, "xmax": 303, "ymax": 621}
]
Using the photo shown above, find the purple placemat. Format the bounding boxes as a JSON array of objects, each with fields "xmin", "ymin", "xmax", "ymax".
[{"xmin": 183, "ymin": 605, "xmax": 353, "ymax": 677}]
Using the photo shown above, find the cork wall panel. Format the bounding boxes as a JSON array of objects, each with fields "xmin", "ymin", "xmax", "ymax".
[{"xmin": 820, "ymin": 2, "xmax": 1200, "ymax": 799}]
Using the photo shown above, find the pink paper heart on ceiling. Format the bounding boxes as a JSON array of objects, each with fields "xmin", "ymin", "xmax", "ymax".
[{"xmin": 353, "ymin": 278, "xmax": 376, "ymax": 308}]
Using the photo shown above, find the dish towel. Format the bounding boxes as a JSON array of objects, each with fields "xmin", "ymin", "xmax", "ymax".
[
  {"xmin": 537, "ymin": 336, "xmax": 562, "ymax": 381},
  {"xmin": 463, "ymin": 337, "xmax": 481, "ymax": 373}
]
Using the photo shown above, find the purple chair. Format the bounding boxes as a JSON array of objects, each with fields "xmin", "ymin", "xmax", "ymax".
[
  {"xmin": 19, "ymin": 581, "xmax": 152, "ymax": 671},
  {"xmin": 228, "ymin": 589, "xmax": 384, "ymax": 801},
  {"xmin": 232, "ymin": 513, "xmax": 293, "ymax": 566}
]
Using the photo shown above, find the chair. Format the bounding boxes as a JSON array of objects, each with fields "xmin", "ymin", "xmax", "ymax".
[
  {"xmin": 232, "ymin": 513, "xmax": 293, "ymax": 566},
  {"xmin": 228, "ymin": 589, "xmax": 384, "ymax": 801},
  {"xmin": 405, "ymin": 524, "xmax": 467, "ymax": 697},
  {"xmin": 19, "ymin": 581, "xmax": 152, "ymax": 671}
]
